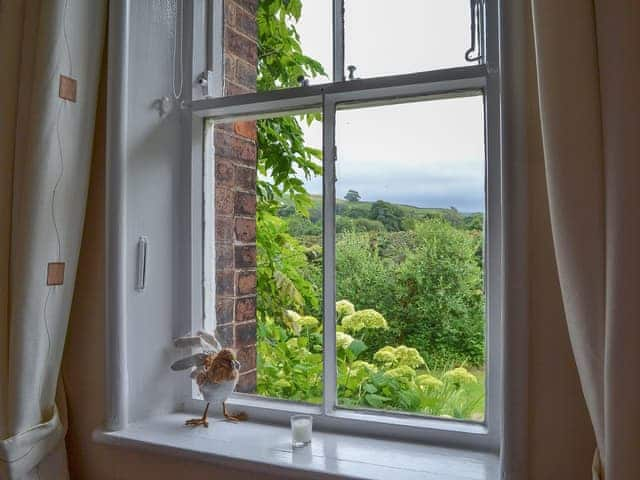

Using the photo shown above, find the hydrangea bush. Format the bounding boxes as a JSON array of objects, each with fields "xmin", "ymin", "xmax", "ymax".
[{"xmin": 257, "ymin": 301, "xmax": 484, "ymax": 420}]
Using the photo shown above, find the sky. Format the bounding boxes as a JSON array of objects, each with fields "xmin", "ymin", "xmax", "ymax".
[{"xmin": 291, "ymin": 0, "xmax": 486, "ymax": 213}]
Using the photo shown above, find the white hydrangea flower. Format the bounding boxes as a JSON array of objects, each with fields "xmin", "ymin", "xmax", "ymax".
[
  {"xmin": 336, "ymin": 300, "xmax": 356, "ymax": 319},
  {"xmin": 336, "ymin": 331, "xmax": 354, "ymax": 349}
]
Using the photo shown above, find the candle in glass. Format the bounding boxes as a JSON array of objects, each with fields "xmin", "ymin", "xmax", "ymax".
[{"xmin": 290, "ymin": 415, "xmax": 312, "ymax": 448}]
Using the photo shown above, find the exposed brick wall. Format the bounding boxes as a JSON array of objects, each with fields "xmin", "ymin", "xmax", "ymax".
[
  {"xmin": 214, "ymin": 0, "xmax": 258, "ymax": 393},
  {"xmin": 223, "ymin": 0, "xmax": 258, "ymax": 96}
]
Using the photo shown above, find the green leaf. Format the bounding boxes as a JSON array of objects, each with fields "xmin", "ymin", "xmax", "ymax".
[
  {"xmin": 348, "ymin": 339, "xmax": 367, "ymax": 358},
  {"xmin": 364, "ymin": 394, "xmax": 390, "ymax": 408}
]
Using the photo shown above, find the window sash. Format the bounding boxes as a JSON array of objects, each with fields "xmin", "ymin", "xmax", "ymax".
[
  {"xmin": 184, "ymin": 0, "xmax": 501, "ymax": 450},
  {"xmin": 202, "ymin": 0, "xmax": 485, "ymax": 98}
]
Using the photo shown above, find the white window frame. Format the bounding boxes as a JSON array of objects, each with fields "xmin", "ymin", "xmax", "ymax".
[
  {"xmin": 178, "ymin": 0, "xmax": 503, "ymax": 453},
  {"xmin": 104, "ymin": 0, "xmax": 523, "ymax": 461}
]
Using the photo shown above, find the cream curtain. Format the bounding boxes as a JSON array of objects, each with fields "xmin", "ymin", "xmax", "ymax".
[
  {"xmin": 0, "ymin": 1, "xmax": 106, "ymax": 478},
  {"xmin": 532, "ymin": 0, "xmax": 640, "ymax": 478}
]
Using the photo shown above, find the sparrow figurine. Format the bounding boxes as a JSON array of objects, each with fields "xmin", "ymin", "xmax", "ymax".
[{"xmin": 171, "ymin": 330, "xmax": 247, "ymax": 427}]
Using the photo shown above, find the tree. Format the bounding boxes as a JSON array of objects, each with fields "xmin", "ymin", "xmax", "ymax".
[
  {"xmin": 344, "ymin": 190, "xmax": 361, "ymax": 202},
  {"xmin": 255, "ymin": 0, "xmax": 327, "ymax": 320},
  {"xmin": 369, "ymin": 200, "xmax": 405, "ymax": 232}
]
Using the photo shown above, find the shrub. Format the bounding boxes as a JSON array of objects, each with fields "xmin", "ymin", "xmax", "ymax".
[
  {"xmin": 333, "ymin": 220, "xmax": 485, "ymax": 369},
  {"xmin": 256, "ymin": 302, "xmax": 485, "ymax": 420},
  {"xmin": 395, "ymin": 220, "xmax": 485, "ymax": 367}
]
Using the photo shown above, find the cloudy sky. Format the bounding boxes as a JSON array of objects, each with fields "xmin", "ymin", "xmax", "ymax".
[{"xmin": 292, "ymin": 0, "xmax": 486, "ymax": 213}]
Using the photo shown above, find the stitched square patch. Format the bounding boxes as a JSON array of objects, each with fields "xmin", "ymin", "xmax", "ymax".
[
  {"xmin": 47, "ymin": 262, "xmax": 65, "ymax": 286},
  {"xmin": 59, "ymin": 75, "xmax": 77, "ymax": 102}
]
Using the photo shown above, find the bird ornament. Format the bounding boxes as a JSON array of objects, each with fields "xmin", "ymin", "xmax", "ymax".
[{"xmin": 171, "ymin": 330, "xmax": 247, "ymax": 427}]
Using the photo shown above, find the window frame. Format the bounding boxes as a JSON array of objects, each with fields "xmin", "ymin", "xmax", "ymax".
[{"xmin": 183, "ymin": 0, "xmax": 502, "ymax": 452}]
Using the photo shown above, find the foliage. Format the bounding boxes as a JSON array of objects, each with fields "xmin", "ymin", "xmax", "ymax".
[
  {"xmin": 256, "ymin": 211, "xmax": 320, "ymax": 321},
  {"xmin": 369, "ymin": 200, "xmax": 405, "ymax": 232},
  {"xmin": 255, "ymin": 0, "xmax": 326, "ymax": 322},
  {"xmin": 334, "ymin": 220, "xmax": 485, "ymax": 369},
  {"xmin": 257, "ymin": 316, "xmax": 323, "ymax": 402},
  {"xmin": 395, "ymin": 220, "xmax": 485, "ymax": 367},
  {"xmin": 257, "ymin": 0, "xmax": 326, "ymax": 92},
  {"xmin": 336, "ymin": 216, "xmax": 386, "ymax": 233},
  {"xmin": 253, "ymin": 0, "xmax": 485, "ymax": 415},
  {"xmin": 257, "ymin": 302, "xmax": 485, "ymax": 419},
  {"xmin": 344, "ymin": 189, "xmax": 361, "ymax": 202}
]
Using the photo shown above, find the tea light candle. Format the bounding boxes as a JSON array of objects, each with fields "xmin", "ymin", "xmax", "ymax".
[{"xmin": 290, "ymin": 414, "xmax": 312, "ymax": 448}]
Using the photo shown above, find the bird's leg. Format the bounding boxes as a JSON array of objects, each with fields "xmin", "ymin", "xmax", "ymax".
[
  {"xmin": 185, "ymin": 402, "xmax": 210, "ymax": 427},
  {"xmin": 223, "ymin": 401, "xmax": 248, "ymax": 422}
]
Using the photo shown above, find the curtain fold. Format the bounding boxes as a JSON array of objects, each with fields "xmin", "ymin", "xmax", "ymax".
[
  {"xmin": 0, "ymin": 1, "xmax": 107, "ymax": 478},
  {"xmin": 532, "ymin": 0, "xmax": 640, "ymax": 478}
]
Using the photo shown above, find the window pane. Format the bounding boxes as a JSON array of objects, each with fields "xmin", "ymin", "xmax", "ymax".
[
  {"xmin": 222, "ymin": 0, "xmax": 332, "ymax": 96},
  {"xmin": 344, "ymin": 0, "xmax": 474, "ymax": 79},
  {"xmin": 213, "ymin": 112, "xmax": 324, "ymax": 402},
  {"xmin": 333, "ymin": 96, "xmax": 486, "ymax": 421}
]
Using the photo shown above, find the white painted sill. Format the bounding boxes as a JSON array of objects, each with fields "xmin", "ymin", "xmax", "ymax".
[{"xmin": 93, "ymin": 414, "xmax": 499, "ymax": 480}]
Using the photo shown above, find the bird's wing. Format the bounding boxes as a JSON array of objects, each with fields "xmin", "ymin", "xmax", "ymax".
[
  {"xmin": 196, "ymin": 330, "xmax": 222, "ymax": 352},
  {"xmin": 170, "ymin": 353, "xmax": 208, "ymax": 371},
  {"xmin": 173, "ymin": 335, "xmax": 205, "ymax": 349}
]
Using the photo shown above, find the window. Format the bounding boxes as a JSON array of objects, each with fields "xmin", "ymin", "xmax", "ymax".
[
  {"xmin": 343, "ymin": 0, "xmax": 475, "ymax": 78},
  {"xmin": 192, "ymin": 0, "xmax": 499, "ymax": 448}
]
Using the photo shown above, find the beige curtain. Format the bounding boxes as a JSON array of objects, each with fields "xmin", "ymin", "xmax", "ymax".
[
  {"xmin": 532, "ymin": 0, "xmax": 640, "ymax": 478},
  {"xmin": 0, "ymin": 1, "xmax": 106, "ymax": 478}
]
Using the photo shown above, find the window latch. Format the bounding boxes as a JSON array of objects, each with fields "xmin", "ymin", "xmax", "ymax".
[{"xmin": 347, "ymin": 65, "xmax": 357, "ymax": 81}]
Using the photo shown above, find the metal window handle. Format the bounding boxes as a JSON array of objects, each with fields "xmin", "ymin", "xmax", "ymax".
[{"xmin": 465, "ymin": 0, "xmax": 483, "ymax": 62}]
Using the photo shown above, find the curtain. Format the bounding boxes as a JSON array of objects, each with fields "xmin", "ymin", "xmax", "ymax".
[
  {"xmin": 532, "ymin": 0, "xmax": 640, "ymax": 478},
  {"xmin": 0, "ymin": 1, "xmax": 106, "ymax": 478}
]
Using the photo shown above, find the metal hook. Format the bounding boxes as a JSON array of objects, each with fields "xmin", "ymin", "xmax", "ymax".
[{"xmin": 465, "ymin": 0, "xmax": 483, "ymax": 63}]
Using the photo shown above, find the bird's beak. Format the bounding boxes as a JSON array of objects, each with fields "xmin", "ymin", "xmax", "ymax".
[{"xmin": 232, "ymin": 360, "xmax": 240, "ymax": 370}]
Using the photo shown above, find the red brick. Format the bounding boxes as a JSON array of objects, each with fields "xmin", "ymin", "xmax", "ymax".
[
  {"xmin": 234, "ymin": 60, "xmax": 257, "ymax": 90},
  {"xmin": 233, "ymin": 0, "xmax": 258, "ymax": 15},
  {"xmin": 235, "ymin": 192, "xmax": 256, "ymax": 216},
  {"xmin": 215, "ymin": 159, "xmax": 234, "ymax": 187},
  {"xmin": 224, "ymin": 0, "xmax": 236, "ymax": 26},
  {"xmin": 236, "ymin": 270, "xmax": 256, "ymax": 295},
  {"xmin": 235, "ymin": 217, "xmax": 256, "ymax": 243},
  {"xmin": 233, "ymin": 120, "xmax": 257, "ymax": 141},
  {"xmin": 224, "ymin": 55, "xmax": 235, "ymax": 81},
  {"xmin": 236, "ymin": 370, "xmax": 256, "ymax": 393},
  {"xmin": 235, "ymin": 319, "xmax": 256, "ymax": 344},
  {"xmin": 235, "ymin": 297, "xmax": 256, "ymax": 322},
  {"xmin": 235, "ymin": 245, "xmax": 256, "ymax": 268},
  {"xmin": 214, "ymin": 122, "xmax": 235, "ymax": 134},
  {"xmin": 234, "ymin": 8, "xmax": 257, "ymax": 39},
  {"xmin": 236, "ymin": 344, "xmax": 256, "ymax": 372},
  {"xmin": 214, "ymin": 131, "xmax": 256, "ymax": 165},
  {"xmin": 216, "ymin": 297, "xmax": 235, "ymax": 325},
  {"xmin": 235, "ymin": 165, "xmax": 256, "ymax": 191},
  {"xmin": 215, "ymin": 215, "xmax": 234, "ymax": 244},
  {"xmin": 215, "ymin": 187, "xmax": 234, "ymax": 215},
  {"xmin": 225, "ymin": 81, "xmax": 254, "ymax": 96},
  {"xmin": 225, "ymin": 29, "xmax": 257, "ymax": 65},
  {"xmin": 216, "ymin": 270, "xmax": 235, "ymax": 296},
  {"xmin": 217, "ymin": 323, "xmax": 234, "ymax": 348},
  {"xmin": 216, "ymin": 242, "xmax": 234, "ymax": 269}
]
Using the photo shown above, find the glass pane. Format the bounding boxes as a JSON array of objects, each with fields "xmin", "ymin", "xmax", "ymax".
[
  {"xmin": 213, "ymin": 111, "xmax": 324, "ymax": 402},
  {"xmin": 222, "ymin": 0, "xmax": 332, "ymax": 96},
  {"xmin": 344, "ymin": 0, "xmax": 474, "ymax": 79},
  {"xmin": 333, "ymin": 96, "xmax": 486, "ymax": 421}
]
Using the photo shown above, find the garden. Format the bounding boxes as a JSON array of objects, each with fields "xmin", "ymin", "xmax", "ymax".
[{"xmin": 252, "ymin": 0, "xmax": 486, "ymax": 421}]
